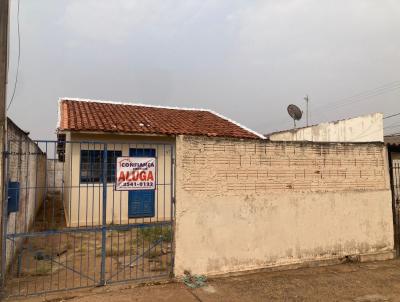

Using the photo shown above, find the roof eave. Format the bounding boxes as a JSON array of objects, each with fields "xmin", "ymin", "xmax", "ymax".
[
  {"xmin": 58, "ymin": 97, "xmax": 266, "ymax": 140},
  {"xmin": 58, "ymin": 128, "xmax": 261, "ymax": 140}
]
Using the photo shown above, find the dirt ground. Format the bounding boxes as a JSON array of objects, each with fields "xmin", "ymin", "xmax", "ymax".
[{"xmin": 6, "ymin": 258, "xmax": 400, "ymax": 302}]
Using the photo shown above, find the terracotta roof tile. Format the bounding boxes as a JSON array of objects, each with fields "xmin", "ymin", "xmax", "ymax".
[
  {"xmin": 385, "ymin": 135, "xmax": 400, "ymax": 147},
  {"xmin": 58, "ymin": 99, "xmax": 263, "ymax": 139}
]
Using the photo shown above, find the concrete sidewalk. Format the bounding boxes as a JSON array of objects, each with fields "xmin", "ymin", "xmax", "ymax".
[{"xmin": 7, "ymin": 259, "xmax": 400, "ymax": 302}]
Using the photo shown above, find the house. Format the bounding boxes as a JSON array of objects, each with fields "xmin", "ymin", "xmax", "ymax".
[
  {"xmin": 57, "ymin": 98, "xmax": 263, "ymax": 227},
  {"xmin": 58, "ymin": 99, "xmax": 394, "ymax": 275},
  {"xmin": 3, "ymin": 98, "xmax": 395, "ymax": 296}
]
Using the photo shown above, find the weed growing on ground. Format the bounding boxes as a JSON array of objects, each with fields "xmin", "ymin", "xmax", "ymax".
[{"xmin": 138, "ymin": 226, "xmax": 172, "ymax": 244}]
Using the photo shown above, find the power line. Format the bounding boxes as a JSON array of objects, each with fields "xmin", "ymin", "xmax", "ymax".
[
  {"xmin": 328, "ymin": 81, "xmax": 400, "ymax": 108},
  {"xmin": 320, "ymin": 86, "xmax": 400, "ymax": 111},
  {"xmin": 265, "ymin": 80, "xmax": 400, "ymax": 130},
  {"xmin": 7, "ymin": 0, "xmax": 20, "ymax": 112},
  {"xmin": 265, "ymin": 81, "xmax": 400, "ymax": 131},
  {"xmin": 384, "ymin": 112, "xmax": 400, "ymax": 120},
  {"xmin": 311, "ymin": 81, "xmax": 400, "ymax": 112},
  {"xmin": 384, "ymin": 124, "xmax": 400, "ymax": 130},
  {"xmin": 385, "ymin": 132, "xmax": 400, "ymax": 136},
  {"xmin": 384, "ymin": 119, "xmax": 400, "ymax": 128}
]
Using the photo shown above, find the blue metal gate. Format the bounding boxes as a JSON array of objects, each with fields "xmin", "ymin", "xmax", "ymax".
[{"xmin": 1, "ymin": 140, "xmax": 175, "ymax": 297}]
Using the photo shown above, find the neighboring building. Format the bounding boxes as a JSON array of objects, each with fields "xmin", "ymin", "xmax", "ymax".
[
  {"xmin": 57, "ymin": 98, "xmax": 263, "ymax": 227},
  {"xmin": 385, "ymin": 135, "xmax": 400, "ymax": 254},
  {"xmin": 386, "ymin": 135, "xmax": 400, "ymax": 164},
  {"xmin": 266, "ymin": 113, "xmax": 383, "ymax": 143}
]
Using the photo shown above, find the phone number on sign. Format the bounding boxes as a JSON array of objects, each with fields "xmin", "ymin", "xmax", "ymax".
[{"xmin": 119, "ymin": 181, "xmax": 154, "ymax": 188}]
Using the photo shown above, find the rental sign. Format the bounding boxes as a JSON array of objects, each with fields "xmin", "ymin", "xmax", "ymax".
[{"xmin": 115, "ymin": 157, "xmax": 156, "ymax": 191}]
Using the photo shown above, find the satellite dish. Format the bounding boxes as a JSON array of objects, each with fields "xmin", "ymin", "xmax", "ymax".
[{"xmin": 287, "ymin": 104, "xmax": 303, "ymax": 128}]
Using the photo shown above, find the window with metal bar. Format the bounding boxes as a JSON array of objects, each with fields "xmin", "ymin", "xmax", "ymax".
[{"xmin": 80, "ymin": 150, "xmax": 122, "ymax": 183}]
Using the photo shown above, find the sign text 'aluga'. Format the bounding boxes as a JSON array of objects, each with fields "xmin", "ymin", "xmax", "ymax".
[{"xmin": 116, "ymin": 157, "xmax": 156, "ymax": 190}]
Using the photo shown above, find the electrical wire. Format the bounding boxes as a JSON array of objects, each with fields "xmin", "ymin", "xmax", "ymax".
[
  {"xmin": 265, "ymin": 81, "xmax": 400, "ymax": 131},
  {"xmin": 385, "ymin": 132, "xmax": 400, "ymax": 136},
  {"xmin": 7, "ymin": 0, "xmax": 21, "ymax": 112},
  {"xmin": 312, "ymin": 81, "xmax": 400, "ymax": 112},
  {"xmin": 324, "ymin": 81, "xmax": 400, "ymax": 106},
  {"xmin": 384, "ymin": 112, "xmax": 400, "ymax": 120},
  {"xmin": 384, "ymin": 124, "xmax": 400, "ymax": 130},
  {"xmin": 265, "ymin": 79, "xmax": 400, "ymax": 131}
]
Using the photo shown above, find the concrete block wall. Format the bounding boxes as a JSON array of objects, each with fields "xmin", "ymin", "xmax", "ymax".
[
  {"xmin": 5, "ymin": 119, "xmax": 46, "ymax": 270},
  {"xmin": 46, "ymin": 159, "xmax": 64, "ymax": 192},
  {"xmin": 179, "ymin": 137, "xmax": 388, "ymax": 193},
  {"xmin": 268, "ymin": 112, "xmax": 384, "ymax": 142},
  {"xmin": 174, "ymin": 135, "xmax": 394, "ymax": 276}
]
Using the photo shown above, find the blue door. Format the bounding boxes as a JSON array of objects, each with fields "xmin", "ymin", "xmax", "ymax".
[{"xmin": 128, "ymin": 148, "xmax": 156, "ymax": 218}]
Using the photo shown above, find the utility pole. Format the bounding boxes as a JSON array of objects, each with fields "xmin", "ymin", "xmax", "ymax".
[
  {"xmin": 0, "ymin": 0, "xmax": 9, "ymax": 288},
  {"xmin": 304, "ymin": 95, "xmax": 309, "ymax": 126}
]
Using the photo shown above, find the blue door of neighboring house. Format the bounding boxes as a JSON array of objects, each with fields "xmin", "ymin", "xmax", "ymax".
[{"xmin": 128, "ymin": 148, "xmax": 156, "ymax": 218}]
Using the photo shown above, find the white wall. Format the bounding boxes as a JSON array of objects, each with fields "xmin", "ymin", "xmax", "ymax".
[
  {"xmin": 268, "ymin": 113, "xmax": 383, "ymax": 143},
  {"xmin": 175, "ymin": 190, "xmax": 393, "ymax": 276}
]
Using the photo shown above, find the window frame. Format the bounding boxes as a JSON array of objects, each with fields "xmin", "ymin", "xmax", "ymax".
[{"xmin": 80, "ymin": 149, "xmax": 122, "ymax": 184}]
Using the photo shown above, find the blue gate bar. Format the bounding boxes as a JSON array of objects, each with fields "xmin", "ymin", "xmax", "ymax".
[{"xmin": 2, "ymin": 140, "xmax": 175, "ymax": 297}]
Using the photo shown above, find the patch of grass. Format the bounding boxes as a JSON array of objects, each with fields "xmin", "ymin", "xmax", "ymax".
[
  {"xmin": 31, "ymin": 262, "xmax": 52, "ymax": 276},
  {"xmin": 147, "ymin": 250, "xmax": 162, "ymax": 259},
  {"xmin": 105, "ymin": 247, "xmax": 126, "ymax": 257},
  {"xmin": 107, "ymin": 227, "xmax": 131, "ymax": 236},
  {"xmin": 96, "ymin": 246, "xmax": 128, "ymax": 257},
  {"xmin": 150, "ymin": 263, "xmax": 168, "ymax": 272},
  {"xmin": 138, "ymin": 226, "xmax": 172, "ymax": 244},
  {"xmin": 130, "ymin": 238, "xmax": 138, "ymax": 246},
  {"xmin": 76, "ymin": 246, "xmax": 88, "ymax": 254},
  {"xmin": 66, "ymin": 241, "xmax": 73, "ymax": 250}
]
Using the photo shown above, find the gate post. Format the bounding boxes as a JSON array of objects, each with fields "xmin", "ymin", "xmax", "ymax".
[
  {"xmin": 100, "ymin": 144, "xmax": 108, "ymax": 285},
  {"xmin": 0, "ymin": 0, "xmax": 10, "ymax": 290},
  {"xmin": 388, "ymin": 148, "xmax": 399, "ymax": 256},
  {"xmin": 0, "ymin": 154, "xmax": 7, "ymax": 290},
  {"xmin": 0, "ymin": 140, "xmax": 9, "ymax": 290}
]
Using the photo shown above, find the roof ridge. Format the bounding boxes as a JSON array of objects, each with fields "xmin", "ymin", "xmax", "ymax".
[
  {"xmin": 208, "ymin": 109, "xmax": 265, "ymax": 139},
  {"xmin": 58, "ymin": 97, "xmax": 265, "ymax": 139},
  {"xmin": 60, "ymin": 97, "xmax": 212, "ymax": 112}
]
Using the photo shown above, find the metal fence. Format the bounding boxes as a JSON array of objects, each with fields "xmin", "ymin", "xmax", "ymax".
[
  {"xmin": 392, "ymin": 162, "xmax": 400, "ymax": 204},
  {"xmin": 1, "ymin": 140, "xmax": 175, "ymax": 297},
  {"xmin": 391, "ymin": 161, "xmax": 400, "ymax": 255}
]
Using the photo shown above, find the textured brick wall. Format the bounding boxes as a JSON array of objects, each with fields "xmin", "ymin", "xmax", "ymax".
[
  {"xmin": 174, "ymin": 135, "xmax": 393, "ymax": 276},
  {"xmin": 46, "ymin": 159, "xmax": 64, "ymax": 192},
  {"xmin": 179, "ymin": 136, "xmax": 388, "ymax": 194},
  {"xmin": 5, "ymin": 120, "xmax": 46, "ymax": 270}
]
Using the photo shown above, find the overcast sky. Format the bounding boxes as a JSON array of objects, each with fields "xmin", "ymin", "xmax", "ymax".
[{"xmin": 5, "ymin": 0, "xmax": 400, "ymax": 139}]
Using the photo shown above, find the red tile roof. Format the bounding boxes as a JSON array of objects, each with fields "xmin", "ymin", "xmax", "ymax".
[
  {"xmin": 58, "ymin": 99, "xmax": 263, "ymax": 139},
  {"xmin": 385, "ymin": 135, "xmax": 400, "ymax": 147}
]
